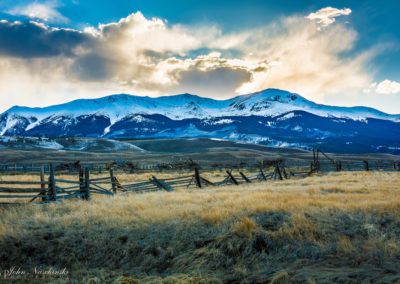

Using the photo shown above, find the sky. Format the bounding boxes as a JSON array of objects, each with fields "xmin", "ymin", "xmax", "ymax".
[{"xmin": 0, "ymin": 1, "xmax": 399, "ymax": 114}]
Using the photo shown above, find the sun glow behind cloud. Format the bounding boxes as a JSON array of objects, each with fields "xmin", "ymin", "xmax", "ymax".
[{"xmin": 0, "ymin": 7, "xmax": 397, "ymax": 113}]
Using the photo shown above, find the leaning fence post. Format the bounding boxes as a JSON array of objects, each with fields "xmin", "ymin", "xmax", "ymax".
[
  {"xmin": 226, "ymin": 170, "xmax": 239, "ymax": 185},
  {"xmin": 275, "ymin": 163, "xmax": 283, "ymax": 180},
  {"xmin": 259, "ymin": 166, "xmax": 267, "ymax": 181},
  {"xmin": 48, "ymin": 164, "xmax": 57, "ymax": 201},
  {"xmin": 194, "ymin": 168, "xmax": 202, "ymax": 188},
  {"xmin": 109, "ymin": 168, "xmax": 116, "ymax": 193},
  {"xmin": 84, "ymin": 167, "xmax": 91, "ymax": 200},
  {"xmin": 281, "ymin": 166, "xmax": 288, "ymax": 179},
  {"xmin": 151, "ymin": 176, "xmax": 174, "ymax": 191},
  {"xmin": 239, "ymin": 171, "xmax": 251, "ymax": 183}
]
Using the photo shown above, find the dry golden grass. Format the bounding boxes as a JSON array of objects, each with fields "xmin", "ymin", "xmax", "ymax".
[{"xmin": 0, "ymin": 171, "xmax": 400, "ymax": 283}]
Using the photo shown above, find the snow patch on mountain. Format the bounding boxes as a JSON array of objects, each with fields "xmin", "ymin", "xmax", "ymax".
[
  {"xmin": 0, "ymin": 136, "xmax": 63, "ymax": 150},
  {"xmin": 203, "ymin": 119, "xmax": 234, "ymax": 125},
  {"xmin": 0, "ymin": 136, "xmax": 144, "ymax": 152},
  {"xmin": 277, "ymin": 112, "xmax": 297, "ymax": 121},
  {"xmin": 130, "ymin": 115, "xmax": 153, "ymax": 123}
]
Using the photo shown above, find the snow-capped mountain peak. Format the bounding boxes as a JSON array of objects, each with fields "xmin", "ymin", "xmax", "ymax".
[
  {"xmin": 4, "ymin": 88, "xmax": 398, "ymax": 123},
  {"xmin": 0, "ymin": 88, "xmax": 399, "ymax": 154}
]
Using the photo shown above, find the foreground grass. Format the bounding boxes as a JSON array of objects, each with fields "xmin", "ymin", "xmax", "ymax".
[{"xmin": 1, "ymin": 172, "xmax": 400, "ymax": 283}]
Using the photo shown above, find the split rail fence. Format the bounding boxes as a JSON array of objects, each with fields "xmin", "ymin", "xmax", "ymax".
[{"xmin": 1, "ymin": 148, "xmax": 399, "ymax": 206}]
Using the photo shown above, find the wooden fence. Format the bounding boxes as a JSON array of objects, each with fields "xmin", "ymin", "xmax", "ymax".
[
  {"xmin": 0, "ymin": 160, "xmax": 291, "ymax": 205},
  {"xmin": 0, "ymin": 150, "xmax": 399, "ymax": 206}
]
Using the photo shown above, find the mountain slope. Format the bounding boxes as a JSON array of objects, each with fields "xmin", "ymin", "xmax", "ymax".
[
  {"xmin": 2, "ymin": 89, "xmax": 399, "ymax": 123},
  {"xmin": 0, "ymin": 88, "xmax": 399, "ymax": 154}
]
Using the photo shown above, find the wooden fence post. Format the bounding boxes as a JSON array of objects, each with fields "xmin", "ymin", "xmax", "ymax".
[
  {"xmin": 281, "ymin": 166, "xmax": 288, "ymax": 179},
  {"xmin": 151, "ymin": 176, "xmax": 174, "ymax": 191},
  {"xmin": 363, "ymin": 160, "xmax": 369, "ymax": 171},
  {"xmin": 226, "ymin": 170, "xmax": 239, "ymax": 185},
  {"xmin": 84, "ymin": 167, "xmax": 90, "ymax": 200},
  {"xmin": 337, "ymin": 160, "xmax": 342, "ymax": 172},
  {"xmin": 109, "ymin": 168, "xmax": 116, "ymax": 193},
  {"xmin": 79, "ymin": 167, "xmax": 85, "ymax": 199},
  {"xmin": 275, "ymin": 163, "xmax": 283, "ymax": 180},
  {"xmin": 40, "ymin": 166, "xmax": 46, "ymax": 202},
  {"xmin": 259, "ymin": 166, "xmax": 267, "ymax": 181},
  {"xmin": 312, "ymin": 148, "xmax": 316, "ymax": 170},
  {"xmin": 48, "ymin": 164, "xmax": 57, "ymax": 201},
  {"xmin": 194, "ymin": 168, "xmax": 202, "ymax": 188},
  {"xmin": 30, "ymin": 166, "xmax": 47, "ymax": 202},
  {"xmin": 239, "ymin": 171, "xmax": 251, "ymax": 183}
]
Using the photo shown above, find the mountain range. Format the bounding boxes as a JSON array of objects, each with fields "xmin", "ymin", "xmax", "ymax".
[{"xmin": 1, "ymin": 88, "xmax": 399, "ymax": 154}]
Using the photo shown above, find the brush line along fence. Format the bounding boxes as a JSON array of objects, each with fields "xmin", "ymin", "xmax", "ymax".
[{"xmin": 0, "ymin": 149, "xmax": 399, "ymax": 206}]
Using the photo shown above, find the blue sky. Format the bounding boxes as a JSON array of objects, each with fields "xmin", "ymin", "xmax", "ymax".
[{"xmin": 0, "ymin": 0, "xmax": 399, "ymax": 113}]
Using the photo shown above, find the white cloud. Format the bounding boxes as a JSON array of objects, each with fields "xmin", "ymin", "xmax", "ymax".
[
  {"xmin": 7, "ymin": 1, "xmax": 68, "ymax": 23},
  {"xmin": 235, "ymin": 16, "xmax": 371, "ymax": 101},
  {"xmin": 69, "ymin": 12, "xmax": 257, "ymax": 93},
  {"xmin": 306, "ymin": 7, "xmax": 351, "ymax": 28},
  {"xmin": 0, "ymin": 8, "xmax": 392, "ymax": 112},
  {"xmin": 365, "ymin": 80, "xmax": 400, "ymax": 94},
  {"xmin": 79, "ymin": 11, "xmax": 370, "ymax": 102}
]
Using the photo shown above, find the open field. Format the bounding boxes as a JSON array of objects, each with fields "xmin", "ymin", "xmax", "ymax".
[
  {"xmin": 1, "ymin": 138, "xmax": 399, "ymax": 166},
  {"xmin": 1, "ymin": 171, "xmax": 400, "ymax": 283}
]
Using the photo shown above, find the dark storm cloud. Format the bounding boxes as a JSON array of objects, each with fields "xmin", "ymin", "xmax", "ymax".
[
  {"xmin": 0, "ymin": 20, "xmax": 93, "ymax": 58},
  {"xmin": 70, "ymin": 53, "xmax": 112, "ymax": 81},
  {"xmin": 168, "ymin": 67, "xmax": 252, "ymax": 96}
]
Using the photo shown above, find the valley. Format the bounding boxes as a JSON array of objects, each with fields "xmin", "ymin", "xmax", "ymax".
[{"xmin": 0, "ymin": 137, "xmax": 398, "ymax": 166}]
